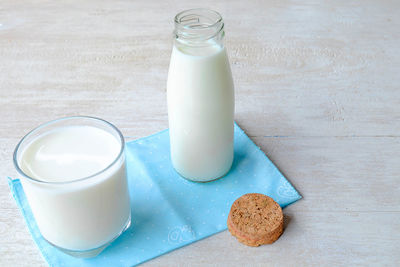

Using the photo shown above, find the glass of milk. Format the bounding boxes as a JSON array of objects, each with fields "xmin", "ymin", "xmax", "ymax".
[
  {"xmin": 13, "ymin": 116, "xmax": 131, "ymax": 257},
  {"xmin": 167, "ymin": 9, "xmax": 235, "ymax": 182}
]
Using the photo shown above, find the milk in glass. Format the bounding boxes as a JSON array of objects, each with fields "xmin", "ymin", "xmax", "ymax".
[{"xmin": 14, "ymin": 117, "xmax": 131, "ymax": 257}]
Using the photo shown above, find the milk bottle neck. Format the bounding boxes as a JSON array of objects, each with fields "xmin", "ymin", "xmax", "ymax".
[{"xmin": 174, "ymin": 8, "xmax": 225, "ymax": 49}]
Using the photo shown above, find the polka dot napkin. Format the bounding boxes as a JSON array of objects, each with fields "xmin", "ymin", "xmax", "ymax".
[{"xmin": 8, "ymin": 123, "xmax": 301, "ymax": 266}]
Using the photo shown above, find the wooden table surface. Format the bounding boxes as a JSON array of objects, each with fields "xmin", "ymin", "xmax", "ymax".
[{"xmin": 1, "ymin": 0, "xmax": 399, "ymax": 266}]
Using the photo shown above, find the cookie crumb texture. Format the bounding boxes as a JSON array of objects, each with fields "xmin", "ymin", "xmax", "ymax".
[{"xmin": 227, "ymin": 193, "xmax": 283, "ymax": 247}]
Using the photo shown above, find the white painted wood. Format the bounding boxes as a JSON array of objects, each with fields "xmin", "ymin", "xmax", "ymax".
[{"xmin": 1, "ymin": 0, "xmax": 399, "ymax": 266}]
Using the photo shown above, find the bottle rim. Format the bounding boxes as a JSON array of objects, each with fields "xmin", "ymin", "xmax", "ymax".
[{"xmin": 174, "ymin": 8, "xmax": 224, "ymax": 42}]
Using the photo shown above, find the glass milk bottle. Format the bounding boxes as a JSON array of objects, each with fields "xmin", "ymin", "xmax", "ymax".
[{"xmin": 167, "ymin": 9, "xmax": 235, "ymax": 182}]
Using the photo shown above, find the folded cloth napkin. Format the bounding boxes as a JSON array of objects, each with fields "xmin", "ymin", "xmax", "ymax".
[{"xmin": 8, "ymin": 123, "xmax": 301, "ymax": 267}]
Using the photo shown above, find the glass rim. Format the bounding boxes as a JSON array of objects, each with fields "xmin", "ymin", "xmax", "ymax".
[{"xmin": 13, "ymin": 116, "xmax": 125, "ymax": 185}]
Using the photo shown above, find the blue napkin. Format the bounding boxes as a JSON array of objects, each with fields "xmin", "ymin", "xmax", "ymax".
[{"xmin": 8, "ymin": 123, "xmax": 301, "ymax": 267}]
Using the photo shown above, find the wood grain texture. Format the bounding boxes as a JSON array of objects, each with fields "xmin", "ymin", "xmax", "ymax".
[{"xmin": 1, "ymin": 0, "xmax": 399, "ymax": 266}]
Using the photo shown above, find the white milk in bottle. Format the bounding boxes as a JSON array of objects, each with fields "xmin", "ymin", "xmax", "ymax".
[{"xmin": 167, "ymin": 9, "xmax": 235, "ymax": 182}]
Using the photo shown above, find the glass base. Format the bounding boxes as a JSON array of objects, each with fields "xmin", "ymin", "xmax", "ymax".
[{"xmin": 44, "ymin": 213, "xmax": 131, "ymax": 258}]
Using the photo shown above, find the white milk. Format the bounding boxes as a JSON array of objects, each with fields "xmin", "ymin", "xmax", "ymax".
[
  {"xmin": 18, "ymin": 125, "xmax": 131, "ymax": 251},
  {"xmin": 167, "ymin": 43, "xmax": 235, "ymax": 181}
]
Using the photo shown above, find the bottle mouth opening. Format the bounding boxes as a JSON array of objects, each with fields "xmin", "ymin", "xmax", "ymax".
[
  {"xmin": 175, "ymin": 8, "xmax": 223, "ymax": 29},
  {"xmin": 174, "ymin": 8, "xmax": 224, "ymax": 42}
]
